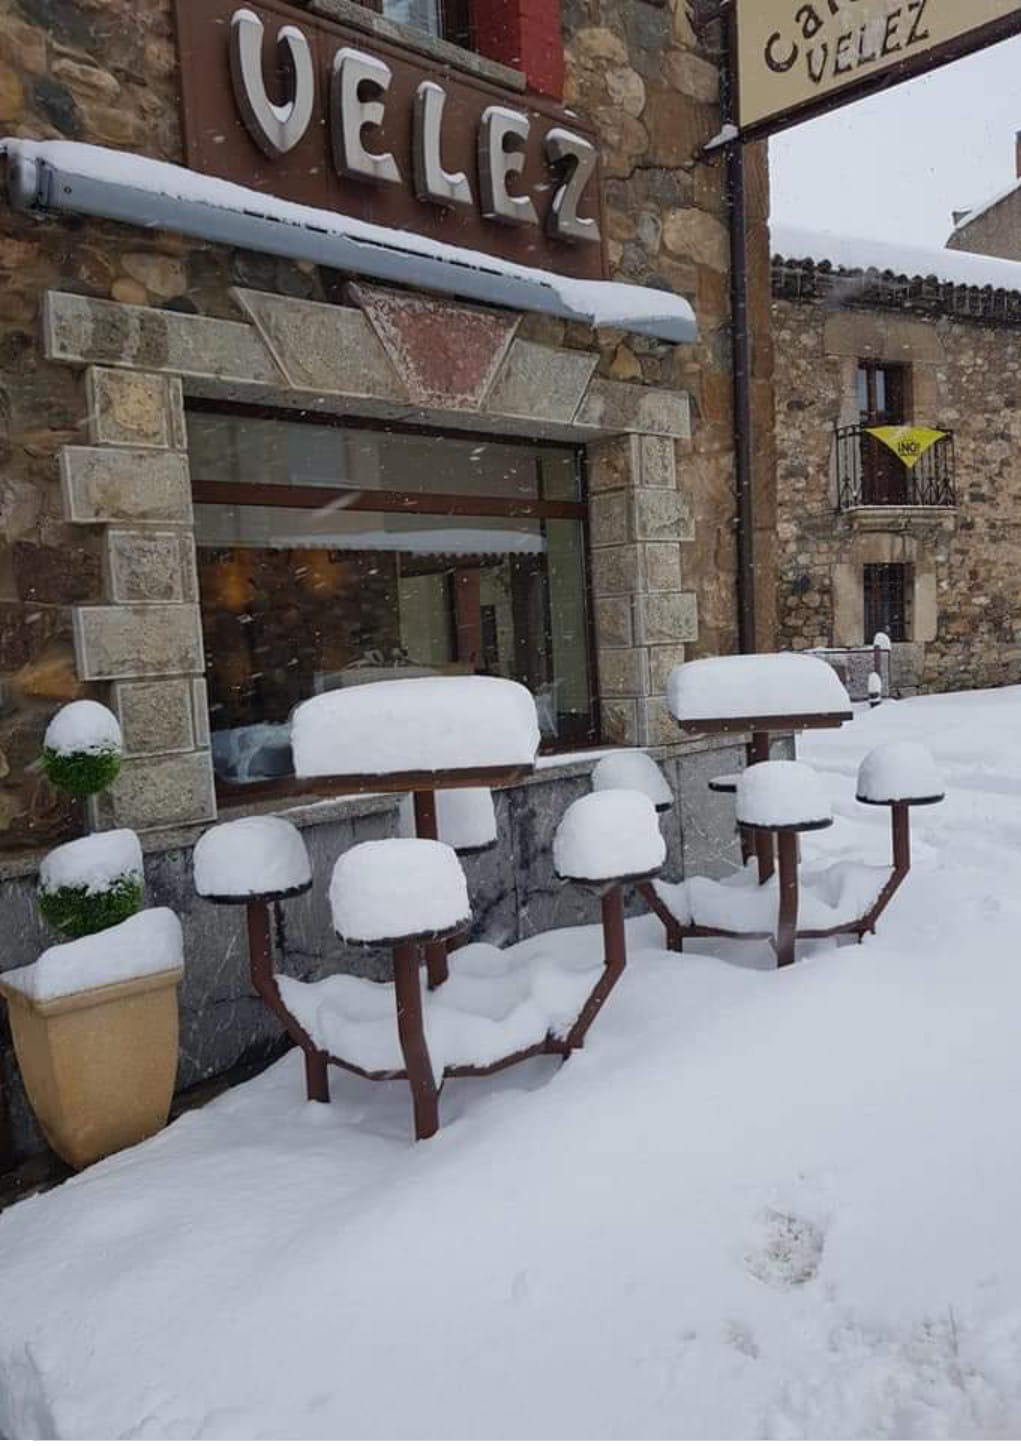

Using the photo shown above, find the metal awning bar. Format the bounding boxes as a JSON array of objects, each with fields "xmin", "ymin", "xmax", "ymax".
[{"xmin": 4, "ymin": 142, "xmax": 697, "ymax": 344}]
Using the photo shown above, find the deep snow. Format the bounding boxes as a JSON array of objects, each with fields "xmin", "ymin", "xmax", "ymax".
[{"xmin": 4, "ymin": 688, "xmax": 1021, "ymax": 1438}]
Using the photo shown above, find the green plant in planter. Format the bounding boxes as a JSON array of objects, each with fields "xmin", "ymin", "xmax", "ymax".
[{"xmin": 37, "ymin": 701, "xmax": 143, "ymax": 940}]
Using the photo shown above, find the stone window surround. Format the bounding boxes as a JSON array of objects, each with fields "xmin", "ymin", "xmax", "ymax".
[{"xmin": 42, "ymin": 282, "xmax": 697, "ymax": 835}]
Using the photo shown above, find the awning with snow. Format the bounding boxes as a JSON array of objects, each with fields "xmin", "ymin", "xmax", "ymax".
[{"xmin": 1, "ymin": 140, "xmax": 698, "ymax": 345}]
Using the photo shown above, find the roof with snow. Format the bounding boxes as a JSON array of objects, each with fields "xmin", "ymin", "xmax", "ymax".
[
  {"xmin": 948, "ymin": 176, "xmax": 1021, "ymax": 240},
  {"xmin": 771, "ymin": 222, "xmax": 1021, "ymax": 325}
]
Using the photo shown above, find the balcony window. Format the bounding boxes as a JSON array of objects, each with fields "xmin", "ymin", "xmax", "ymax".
[{"xmin": 188, "ymin": 407, "xmax": 597, "ymax": 790}]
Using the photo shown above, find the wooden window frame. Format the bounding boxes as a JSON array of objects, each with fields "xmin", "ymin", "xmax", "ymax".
[{"xmin": 187, "ymin": 401, "xmax": 600, "ymax": 803}]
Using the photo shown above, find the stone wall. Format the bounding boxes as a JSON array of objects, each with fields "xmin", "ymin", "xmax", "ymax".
[
  {"xmin": 0, "ymin": 0, "xmax": 777, "ymax": 857},
  {"xmin": 772, "ymin": 286, "xmax": 1021, "ymax": 694}
]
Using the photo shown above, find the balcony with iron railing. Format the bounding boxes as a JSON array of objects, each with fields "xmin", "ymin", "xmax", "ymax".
[{"xmin": 835, "ymin": 424, "xmax": 957, "ymax": 511}]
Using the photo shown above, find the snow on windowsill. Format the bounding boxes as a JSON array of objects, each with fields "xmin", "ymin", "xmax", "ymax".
[{"xmin": 1, "ymin": 139, "xmax": 697, "ymax": 337}]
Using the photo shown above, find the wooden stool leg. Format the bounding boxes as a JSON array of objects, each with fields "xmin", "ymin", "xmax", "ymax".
[
  {"xmin": 566, "ymin": 884, "xmax": 628, "ymax": 1051},
  {"xmin": 892, "ymin": 801, "xmax": 911, "ymax": 876},
  {"xmin": 413, "ymin": 789, "xmax": 450, "ymax": 990},
  {"xmin": 748, "ymin": 732, "xmax": 775, "ymax": 884},
  {"xmin": 393, "ymin": 941, "xmax": 439, "ymax": 1141},
  {"xmin": 776, "ymin": 830, "xmax": 799, "ymax": 968},
  {"xmin": 246, "ymin": 899, "xmax": 330, "ymax": 1104}
]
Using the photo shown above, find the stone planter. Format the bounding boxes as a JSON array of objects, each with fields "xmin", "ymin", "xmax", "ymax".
[{"xmin": 0, "ymin": 968, "xmax": 183, "ymax": 1171}]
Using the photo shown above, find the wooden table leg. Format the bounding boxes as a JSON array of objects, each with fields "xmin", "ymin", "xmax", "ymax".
[
  {"xmin": 776, "ymin": 830, "xmax": 799, "ymax": 968},
  {"xmin": 246, "ymin": 899, "xmax": 330, "ymax": 1104},
  {"xmin": 393, "ymin": 941, "xmax": 439, "ymax": 1141},
  {"xmin": 567, "ymin": 884, "xmax": 628, "ymax": 1051},
  {"xmin": 748, "ymin": 732, "xmax": 774, "ymax": 884},
  {"xmin": 413, "ymin": 789, "xmax": 450, "ymax": 990}
]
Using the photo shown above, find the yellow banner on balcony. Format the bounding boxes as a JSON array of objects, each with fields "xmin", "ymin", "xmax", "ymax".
[{"xmin": 865, "ymin": 427, "xmax": 948, "ymax": 469}]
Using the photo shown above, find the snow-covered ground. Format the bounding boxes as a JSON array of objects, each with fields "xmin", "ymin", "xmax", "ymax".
[{"xmin": 4, "ymin": 687, "xmax": 1021, "ymax": 1439}]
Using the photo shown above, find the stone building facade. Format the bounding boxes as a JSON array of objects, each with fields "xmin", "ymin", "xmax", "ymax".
[
  {"xmin": 0, "ymin": 0, "xmax": 776, "ymax": 1159},
  {"xmin": 771, "ymin": 242, "xmax": 1021, "ymax": 695}
]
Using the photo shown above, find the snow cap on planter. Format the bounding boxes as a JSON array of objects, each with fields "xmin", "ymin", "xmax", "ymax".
[
  {"xmin": 3, "ymin": 908, "xmax": 183, "ymax": 1003},
  {"xmin": 857, "ymin": 741, "xmax": 944, "ymax": 805},
  {"xmin": 193, "ymin": 816, "xmax": 312, "ymax": 901},
  {"xmin": 38, "ymin": 828, "xmax": 144, "ymax": 940},
  {"xmin": 291, "ymin": 675, "xmax": 540, "ymax": 778},
  {"xmin": 330, "ymin": 838, "xmax": 470, "ymax": 944},
  {"xmin": 397, "ymin": 788, "xmax": 498, "ymax": 852},
  {"xmin": 591, "ymin": 750, "xmax": 673, "ymax": 811},
  {"xmin": 43, "ymin": 699, "xmax": 122, "ymax": 798},
  {"xmin": 554, "ymin": 789, "xmax": 666, "ymax": 883},
  {"xmin": 736, "ymin": 761, "xmax": 832, "ymax": 831}
]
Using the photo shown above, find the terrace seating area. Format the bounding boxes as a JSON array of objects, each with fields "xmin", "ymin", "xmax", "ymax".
[{"xmin": 191, "ymin": 656, "xmax": 942, "ymax": 1139}]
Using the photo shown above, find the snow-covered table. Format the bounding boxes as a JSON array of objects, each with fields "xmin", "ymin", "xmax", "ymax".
[{"xmin": 667, "ymin": 654, "xmax": 853, "ymax": 885}]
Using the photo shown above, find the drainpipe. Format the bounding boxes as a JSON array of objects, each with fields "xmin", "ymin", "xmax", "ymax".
[{"xmin": 720, "ymin": 1, "xmax": 757, "ymax": 654}]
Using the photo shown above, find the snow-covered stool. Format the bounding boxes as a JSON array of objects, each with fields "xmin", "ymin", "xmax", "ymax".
[
  {"xmin": 853, "ymin": 742, "xmax": 944, "ymax": 932},
  {"xmin": 333, "ymin": 838, "xmax": 470, "ymax": 1140},
  {"xmin": 554, "ymin": 790, "xmax": 666, "ymax": 1037},
  {"xmin": 735, "ymin": 761, "xmax": 833, "ymax": 966},
  {"xmin": 398, "ymin": 787, "xmax": 498, "ymax": 855},
  {"xmin": 192, "ymin": 817, "xmax": 327, "ymax": 1101},
  {"xmin": 591, "ymin": 751, "xmax": 674, "ymax": 813}
]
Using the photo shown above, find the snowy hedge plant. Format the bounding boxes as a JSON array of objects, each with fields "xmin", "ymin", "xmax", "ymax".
[
  {"xmin": 43, "ymin": 698, "xmax": 123, "ymax": 798},
  {"xmin": 36, "ymin": 701, "xmax": 144, "ymax": 940}
]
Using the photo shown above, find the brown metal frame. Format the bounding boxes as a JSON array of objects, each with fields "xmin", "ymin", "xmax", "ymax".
[
  {"xmin": 647, "ymin": 794, "xmax": 943, "ymax": 969},
  {"xmin": 208, "ymin": 758, "xmax": 648, "ymax": 1140}
]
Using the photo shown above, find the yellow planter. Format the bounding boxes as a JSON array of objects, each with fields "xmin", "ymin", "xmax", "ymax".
[{"xmin": 0, "ymin": 968, "xmax": 183, "ymax": 1171}]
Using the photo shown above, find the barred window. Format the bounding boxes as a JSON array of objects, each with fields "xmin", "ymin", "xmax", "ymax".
[{"xmin": 864, "ymin": 563, "xmax": 912, "ymax": 644}]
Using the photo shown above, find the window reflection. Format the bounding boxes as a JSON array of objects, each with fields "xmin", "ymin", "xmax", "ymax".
[{"xmin": 189, "ymin": 413, "xmax": 594, "ymax": 784}]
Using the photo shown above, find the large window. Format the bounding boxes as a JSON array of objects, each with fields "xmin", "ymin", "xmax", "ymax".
[{"xmin": 188, "ymin": 407, "xmax": 596, "ymax": 788}]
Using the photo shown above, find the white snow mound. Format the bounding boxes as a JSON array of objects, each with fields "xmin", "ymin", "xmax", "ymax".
[
  {"xmin": 857, "ymin": 741, "xmax": 944, "ymax": 805},
  {"xmin": 736, "ymin": 761, "xmax": 832, "ymax": 830},
  {"xmin": 668, "ymin": 652, "xmax": 851, "ymax": 723},
  {"xmin": 292, "ymin": 676, "xmax": 540, "ymax": 778},
  {"xmin": 398, "ymin": 788, "xmax": 497, "ymax": 851},
  {"xmin": 591, "ymin": 750, "xmax": 673, "ymax": 809},
  {"xmin": 194, "ymin": 816, "xmax": 312, "ymax": 899},
  {"xmin": 39, "ymin": 828, "xmax": 142, "ymax": 896},
  {"xmin": 279, "ymin": 938, "xmax": 603, "ymax": 1074},
  {"xmin": 43, "ymin": 699, "xmax": 121, "ymax": 757},
  {"xmin": 554, "ymin": 789, "xmax": 665, "ymax": 881},
  {"xmin": 330, "ymin": 839, "xmax": 470, "ymax": 942},
  {"xmin": 1, "ymin": 907, "xmax": 183, "ymax": 1002}
]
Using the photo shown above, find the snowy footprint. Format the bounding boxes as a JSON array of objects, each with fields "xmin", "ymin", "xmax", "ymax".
[{"xmin": 744, "ymin": 1208, "xmax": 825, "ymax": 1289}]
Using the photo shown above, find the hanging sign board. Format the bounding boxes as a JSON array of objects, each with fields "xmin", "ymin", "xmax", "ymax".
[
  {"xmin": 866, "ymin": 426, "xmax": 948, "ymax": 468},
  {"xmin": 735, "ymin": 0, "xmax": 1021, "ymax": 139}
]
